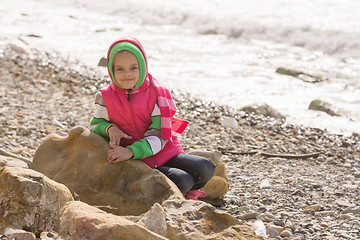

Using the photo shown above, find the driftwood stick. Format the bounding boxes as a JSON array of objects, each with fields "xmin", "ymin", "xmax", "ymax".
[
  {"xmin": 0, "ymin": 148, "xmax": 32, "ymax": 167},
  {"xmin": 222, "ymin": 150, "xmax": 323, "ymax": 159}
]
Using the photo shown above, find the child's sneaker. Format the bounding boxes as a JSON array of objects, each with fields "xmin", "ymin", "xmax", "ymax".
[{"xmin": 184, "ymin": 190, "xmax": 206, "ymax": 200}]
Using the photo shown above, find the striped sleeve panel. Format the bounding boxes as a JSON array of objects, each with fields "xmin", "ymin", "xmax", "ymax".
[
  {"xmin": 146, "ymin": 103, "xmax": 167, "ymax": 154},
  {"xmin": 89, "ymin": 92, "xmax": 113, "ymax": 139},
  {"xmin": 89, "ymin": 92, "xmax": 109, "ymax": 131},
  {"xmin": 144, "ymin": 129, "xmax": 167, "ymax": 155},
  {"xmin": 94, "ymin": 92, "xmax": 109, "ymax": 121}
]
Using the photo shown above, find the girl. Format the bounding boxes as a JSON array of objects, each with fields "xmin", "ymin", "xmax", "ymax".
[{"xmin": 89, "ymin": 37, "xmax": 215, "ymax": 200}]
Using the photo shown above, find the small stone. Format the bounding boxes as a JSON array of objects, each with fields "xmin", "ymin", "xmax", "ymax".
[
  {"xmin": 336, "ymin": 230, "xmax": 351, "ymax": 239},
  {"xmin": 280, "ymin": 229, "xmax": 293, "ymax": 237},
  {"xmin": 316, "ymin": 155, "xmax": 326, "ymax": 161},
  {"xmin": 98, "ymin": 57, "xmax": 107, "ymax": 67},
  {"xmin": 239, "ymin": 212, "xmax": 258, "ymax": 220},
  {"xmin": 295, "ymin": 229, "xmax": 308, "ymax": 235},
  {"xmin": 10, "ymin": 148, "xmax": 23, "ymax": 154},
  {"xmin": 320, "ymin": 222, "xmax": 329, "ymax": 228},
  {"xmin": 9, "ymin": 232, "xmax": 36, "ymax": 240},
  {"xmin": 336, "ymin": 199, "xmax": 356, "ymax": 208},
  {"xmin": 308, "ymin": 99, "xmax": 339, "ymax": 116},
  {"xmin": 315, "ymin": 211, "xmax": 335, "ymax": 217},
  {"xmin": 15, "ymin": 111, "xmax": 28, "ymax": 117},
  {"xmin": 266, "ymin": 225, "xmax": 284, "ymax": 234},
  {"xmin": 46, "ymin": 125, "xmax": 56, "ymax": 133},
  {"xmin": 252, "ymin": 219, "xmax": 267, "ymax": 237},
  {"xmin": 340, "ymin": 214, "xmax": 355, "ymax": 220},
  {"xmin": 304, "ymin": 203, "xmax": 322, "ymax": 213},
  {"xmin": 238, "ymin": 206, "xmax": 250, "ymax": 212},
  {"xmin": 257, "ymin": 207, "xmax": 268, "ymax": 213},
  {"xmin": 222, "ymin": 117, "xmax": 238, "ymax": 130},
  {"xmin": 273, "ymin": 220, "xmax": 285, "ymax": 226},
  {"xmin": 250, "ymin": 193, "xmax": 260, "ymax": 199},
  {"xmin": 290, "ymin": 237, "xmax": 302, "ymax": 240},
  {"xmin": 239, "ymin": 103, "xmax": 285, "ymax": 119},
  {"xmin": 343, "ymin": 184, "xmax": 358, "ymax": 190},
  {"xmin": 40, "ymin": 231, "xmax": 59, "ymax": 239},
  {"xmin": 259, "ymin": 179, "xmax": 271, "ymax": 189},
  {"xmin": 311, "ymin": 182, "xmax": 322, "ymax": 189},
  {"xmin": 267, "ymin": 227, "xmax": 280, "ymax": 238},
  {"xmin": 234, "ymin": 135, "xmax": 242, "ymax": 140},
  {"xmin": 262, "ymin": 215, "xmax": 274, "ymax": 222},
  {"xmin": 342, "ymin": 206, "xmax": 360, "ymax": 215},
  {"xmin": 0, "ymin": 156, "xmax": 28, "ymax": 168}
]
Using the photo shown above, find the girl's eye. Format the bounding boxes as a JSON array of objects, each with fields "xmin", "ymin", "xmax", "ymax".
[
  {"xmin": 116, "ymin": 68, "xmax": 123, "ymax": 71},
  {"xmin": 131, "ymin": 66, "xmax": 138, "ymax": 70}
]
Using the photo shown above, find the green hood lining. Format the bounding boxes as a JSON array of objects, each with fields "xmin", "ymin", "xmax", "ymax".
[{"xmin": 108, "ymin": 41, "xmax": 146, "ymax": 88}]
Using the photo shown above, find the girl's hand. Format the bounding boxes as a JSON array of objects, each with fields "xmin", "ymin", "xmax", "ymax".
[
  {"xmin": 107, "ymin": 142, "xmax": 134, "ymax": 164},
  {"xmin": 108, "ymin": 125, "xmax": 132, "ymax": 146}
]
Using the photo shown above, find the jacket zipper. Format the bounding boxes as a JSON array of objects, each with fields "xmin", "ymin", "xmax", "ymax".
[{"xmin": 127, "ymin": 89, "xmax": 132, "ymax": 101}]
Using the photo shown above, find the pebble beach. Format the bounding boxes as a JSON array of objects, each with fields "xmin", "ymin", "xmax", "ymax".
[{"xmin": 1, "ymin": 42, "xmax": 359, "ymax": 239}]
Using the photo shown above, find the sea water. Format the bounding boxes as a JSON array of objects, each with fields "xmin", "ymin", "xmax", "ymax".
[{"xmin": 1, "ymin": 0, "xmax": 359, "ymax": 136}]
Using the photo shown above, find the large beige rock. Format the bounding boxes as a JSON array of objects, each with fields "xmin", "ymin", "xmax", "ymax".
[
  {"xmin": 59, "ymin": 200, "xmax": 263, "ymax": 240},
  {"xmin": 31, "ymin": 126, "xmax": 184, "ymax": 216},
  {"xmin": 28, "ymin": 127, "xmax": 263, "ymax": 239},
  {"xmin": 190, "ymin": 151, "xmax": 230, "ymax": 200},
  {"xmin": 0, "ymin": 167, "xmax": 74, "ymax": 235},
  {"xmin": 132, "ymin": 200, "xmax": 263, "ymax": 240},
  {"xmin": 59, "ymin": 201, "xmax": 166, "ymax": 240}
]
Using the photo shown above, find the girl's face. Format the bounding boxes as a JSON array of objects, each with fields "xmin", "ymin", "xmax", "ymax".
[{"xmin": 113, "ymin": 51, "xmax": 140, "ymax": 89}]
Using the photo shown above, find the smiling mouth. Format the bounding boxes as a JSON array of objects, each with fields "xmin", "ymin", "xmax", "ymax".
[{"xmin": 122, "ymin": 79, "xmax": 133, "ymax": 81}]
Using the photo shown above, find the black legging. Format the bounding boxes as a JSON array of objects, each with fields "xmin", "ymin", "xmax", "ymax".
[{"xmin": 157, "ymin": 153, "xmax": 216, "ymax": 193}]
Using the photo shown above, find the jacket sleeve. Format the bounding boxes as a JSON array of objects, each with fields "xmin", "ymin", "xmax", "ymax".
[
  {"xmin": 89, "ymin": 92, "xmax": 114, "ymax": 140},
  {"xmin": 127, "ymin": 103, "xmax": 167, "ymax": 159}
]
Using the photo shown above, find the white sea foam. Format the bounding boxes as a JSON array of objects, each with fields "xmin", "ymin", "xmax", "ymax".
[{"xmin": 76, "ymin": 0, "xmax": 360, "ymax": 59}]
